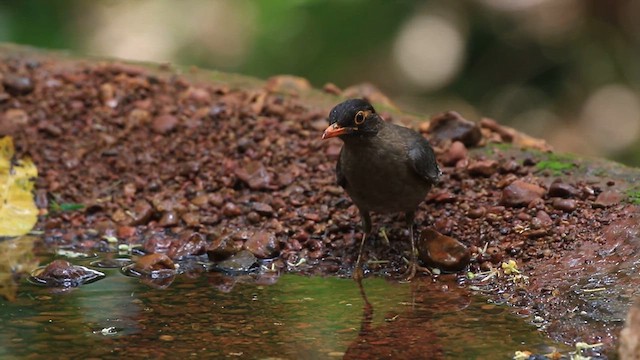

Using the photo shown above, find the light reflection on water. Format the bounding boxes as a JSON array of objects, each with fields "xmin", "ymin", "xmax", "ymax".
[{"xmin": 0, "ymin": 262, "xmax": 566, "ymax": 359}]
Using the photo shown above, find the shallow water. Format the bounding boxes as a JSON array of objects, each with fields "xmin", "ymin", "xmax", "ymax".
[{"xmin": 0, "ymin": 254, "xmax": 569, "ymax": 360}]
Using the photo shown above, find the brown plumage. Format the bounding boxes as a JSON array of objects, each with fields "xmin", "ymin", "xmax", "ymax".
[{"xmin": 322, "ymin": 99, "xmax": 440, "ymax": 280}]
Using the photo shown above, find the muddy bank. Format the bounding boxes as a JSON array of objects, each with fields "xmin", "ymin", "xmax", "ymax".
[{"xmin": 2, "ymin": 44, "xmax": 639, "ymax": 355}]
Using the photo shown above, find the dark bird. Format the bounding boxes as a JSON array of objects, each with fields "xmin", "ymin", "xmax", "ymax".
[{"xmin": 322, "ymin": 99, "xmax": 441, "ymax": 280}]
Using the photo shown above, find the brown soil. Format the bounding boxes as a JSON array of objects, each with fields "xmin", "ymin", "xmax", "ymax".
[{"xmin": 2, "ymin": 45, "xmax": 639, "ymax": 355}]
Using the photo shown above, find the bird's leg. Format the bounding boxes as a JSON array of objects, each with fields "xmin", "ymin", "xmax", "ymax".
[
  {"xmin": 402, "ymin": 212, "xmax": 430, "ymax": 281},
  {"xmin": 353, "ymin": 211, "xmax": 372, "ymax": 282}
]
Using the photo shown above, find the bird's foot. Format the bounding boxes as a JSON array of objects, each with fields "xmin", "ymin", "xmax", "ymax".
[{"xmin": 401, "ymin": 260, "xmax": 431, "ymax": 281}]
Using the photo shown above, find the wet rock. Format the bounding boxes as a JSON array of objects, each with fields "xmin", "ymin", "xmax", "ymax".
[
  {"xmin": 244, "ymin": 231, "xmax": 280, "ymax": 259},
  {"xmin": 601, "ymin": 217, "xmax": 640, "ymax": 255},
  {"xmin": 594, "ymin": 190, "xmax": 623, "ymax": 208},
  {"xmin": 143, "ymin": 235, "xmax": 172, "ymax": 254},
  {"xmin": 129, "ymin": 199, "xmax": 155, "ymax": 226},
  {"xmin": 548, "ymin": 181, "xmax": 578, "ymax": 198},
  {"xmin": 207, "ymin": 235, "xmax": 241, "ymax": 261},
  {"xmin": 417, "ymin": 229, "xmax": 470, "ymax": 272},
  {"xmin": 427, "ymin": 111, "xmax": 482, "ymax": 147},
  {"xmin": 122, "ymin": 253, "xmax": 176, "ymax": 289},
  {"xmin": 215, "ymin": 250, "xmax": 257, "ymax": 273},
  {"xmin": 222, "ymin": 202, "xmax": 242, "ymax": 217},
  {"xmin": 252, "ymin": 202, "xmax": 274, "ymax": 216},
  {"xmin": 3, "ymin": 74, "xmax": 34, "ymax": 96},
  {"xmin": 552, "ymin": 198, "xmax": 577, "ymax": 212},
  {"xmin": 467, "ymin": 207, "xmax": 486, "ymax": 219},
  {"xmin": 167, "ymin": 233, "xmax": 207, "ymax": 259},
  {"xmin": 467, "ymin": 160, "xmax": 498, "ymax": 177},
  {"xmin": 152, "ymin": 114, "xmax": 178, "ymax": 134},
  {"xmin": 501, "ymin": 180, "xmax": 545, "ymax": 207},
  {"xmin": 90, "ymin": 258, "xmax": 133, "ymax": 269},
  {"xmin": 159, "ymin": 211, "xmax": 179, "ymax": 227},
  {"xmin": 234, "ymin": 161, "xmax": 273, "ymax": 190},
  {"xmin": 619, "ymin": 298, "xmax": 640, "ymax": 360},
  {"xmin": 133, "ymin": 253, "xmax": 176, "ymax": 273},
  {"xmin": 441, "ymin": 141, "xmax": 467, "ymax": 166},
  {"xmin": 30, "ymin": 260, "xmax": 105, "ymax": 288}
]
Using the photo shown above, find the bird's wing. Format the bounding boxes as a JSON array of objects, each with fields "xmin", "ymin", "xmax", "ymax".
[
  {"xmin": 336, "ymin": 148, "xmax": 348, "ymax": 188},
  {"xmin": 407, "ymin": 136, "xmax": 441, "ymax": 183}
]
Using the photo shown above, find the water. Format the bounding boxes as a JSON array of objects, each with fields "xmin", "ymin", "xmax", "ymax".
[{"xmin": 0, "ymin": 257, "xmax": 567, "ymax": 360}]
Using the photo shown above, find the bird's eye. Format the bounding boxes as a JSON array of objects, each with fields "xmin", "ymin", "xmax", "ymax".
[{"xmin": 354, "ymin": 111, "xmax": 366, "ymax": 125}]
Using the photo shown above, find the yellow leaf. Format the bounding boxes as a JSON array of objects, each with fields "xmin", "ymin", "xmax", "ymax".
[
  {"xmin": 0, "ymin": 136, "xmax": 38, "ymax": 237},
  {"xmin": 0, "ymin": 235, "xmax": 38, "ymax": 301}
]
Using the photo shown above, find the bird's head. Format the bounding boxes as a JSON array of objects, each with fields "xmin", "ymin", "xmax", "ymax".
[{"xmin": 322, "ymin": 99, "xmax": 381, "ymax": 140}]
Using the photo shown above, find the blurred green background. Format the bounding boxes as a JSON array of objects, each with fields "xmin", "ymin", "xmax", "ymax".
[{"xmin": 1, "ymin": 0, "xmax": 639, "ymax": 165}]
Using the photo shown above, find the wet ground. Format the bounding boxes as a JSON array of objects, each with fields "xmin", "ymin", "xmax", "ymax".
[{"xmin": 2, "ymin": 44, "xmax": 640, "ymax": 358}]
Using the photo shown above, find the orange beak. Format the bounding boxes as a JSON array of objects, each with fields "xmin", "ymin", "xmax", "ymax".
[{"xmin": 322, "ymin": 123, "xmax": 355, "ymax": 139}]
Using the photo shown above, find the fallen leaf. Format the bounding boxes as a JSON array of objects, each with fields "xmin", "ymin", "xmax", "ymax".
[{"xmin": 0, "ymin": 136, "xmax": 38, "ymax": 237}]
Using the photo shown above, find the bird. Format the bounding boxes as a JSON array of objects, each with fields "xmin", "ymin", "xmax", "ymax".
[{"xmin": 322, "ymin": 99, "xmax": 441, "ymax": 281}]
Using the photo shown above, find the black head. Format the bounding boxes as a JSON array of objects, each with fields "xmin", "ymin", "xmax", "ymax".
[{"xmin": 322, "ymin": 99, "xmax": 381, "ymax": 139}]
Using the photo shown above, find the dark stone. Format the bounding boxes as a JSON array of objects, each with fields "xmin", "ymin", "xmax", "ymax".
[
  {"xmin": 133, "ymin": 253, "xmax": 176, "ymax": 273},
  {"xmin": 548, "ymin": 181, "xmax": 578, "ymax": 198},
  {"xmin": 244, "ymin": 231, "xmax": 280, "ymax": 259},
  {"xmin": 252, "ymin": 202, "xmax": 274, "ymax": 216},
  {"xmin": 427, "ymin": 111, "xmax": 482, "ymax": 147},
  {"xmin": 31, "ymin": 260, "xmax": 105, "ymax": 287},
  {"xmin": 501, "ymin": 180, "xmax": 545, "ymax": 207},
  {"xmin": 207, "ymin": 235, "xmax": 241, "ymax": 261},
  {"xmin": 417, "ymin": 229, "xmax": 470, "ymax": 272},
  {"xmin": 552, "ymin": 198, "xmax": 577, "ymax": 212},
  {"xmin": 129, "ymin": 199, "xmax": 155, "ymax": 226},
  {"xmin": 167, "ymin": 233, "xmax": 207, "ymax": 259},
  {"xmin": 215, "ymin": 250, "xmax": 257, "ymax": 273},
  {"xmin": 3, "ymin": 74, "xmax": 34, "ymax": 96}
]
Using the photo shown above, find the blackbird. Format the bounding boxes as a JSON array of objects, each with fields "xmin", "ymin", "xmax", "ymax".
[{"xmin": 322, "ymin": 99, "xmax": 441, "ymax": 280}]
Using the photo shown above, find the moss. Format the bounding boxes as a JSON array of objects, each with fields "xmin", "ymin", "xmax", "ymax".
[
  {"xmin": 625, "ymin": 187, "xmax": 640, "ymax": 205},
  {"xmin": 535, "ymin": 154, "xmax": 577, "ymax": 175}
]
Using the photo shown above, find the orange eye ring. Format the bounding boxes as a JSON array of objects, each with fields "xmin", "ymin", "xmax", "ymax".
[{"xmin": 354, "ymin": 111, "xmax": 366, "ymax": 125}]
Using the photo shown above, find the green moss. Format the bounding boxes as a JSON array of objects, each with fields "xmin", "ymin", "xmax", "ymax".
[
  {"xmin": 625, "ymin": 187, "xmax": 640, "ymax": 204},
  {"xmin": 535, "ymin": 154, "xmax": 577, "ymax": 175}
]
